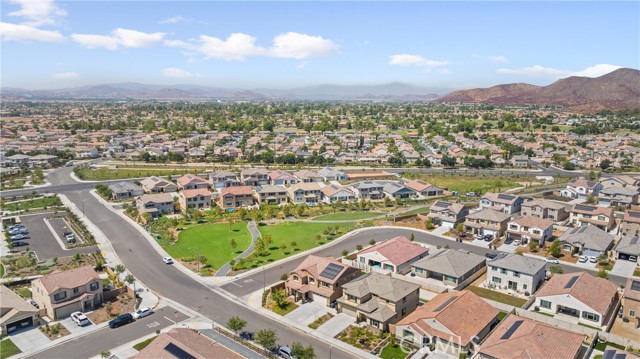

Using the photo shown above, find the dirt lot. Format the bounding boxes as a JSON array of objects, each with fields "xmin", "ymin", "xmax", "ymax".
[
  {"xmin": 1, "ymin": 252, "xmax": 103, "ymax": 278},
  {"xmin": 86, "ymin": 294, "xmax": 136, "ymax": 324},
  {"xmin": 609, "ymin": 314, "xmax": 640, "ymax": 341}
]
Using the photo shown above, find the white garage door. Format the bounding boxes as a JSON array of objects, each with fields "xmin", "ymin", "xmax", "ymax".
[
  {"xmin": 483, "ymin": 229, "xmax": 497, "ymax": 237},
  {"xmin": 441, "ymin": 221, "xmax": 454, "ymax": 229},
  {"xmin": 308, "ymin": 292, "xmax": 328, "ymax": 305}
]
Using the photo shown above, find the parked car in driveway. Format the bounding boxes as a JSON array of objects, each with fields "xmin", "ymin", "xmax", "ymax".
[
  {"xmin": 162, "ymin": 257, "xmax": 174, "ymax": 264},
  {"xmin": 485, "ymin": 252, "xmax": 499, "ymax": 259},
  {"xmin": 578, "ymin": 255, "xmax": 588, "ymax": 263},
  {"xmin": 132, "ymin": 307, "xmax": 153, "ymax": 319},
  {"xmin": 484, "ymin": 234, "xmax": 494, "ymax": 242},
  {"xmin": 504, "ymin": 238, "xmax": 513, "ymax": 245},
  {"xmin": 71, "ymin": 312, "xmax": 90, "ymax": 326},
  {"xmin": 589, "ymin": 256, "xmax": 597, "ymax": 263},
  {"xmin": 512, "ymin": 239, "xmax": 521, "ymax": 246},
  {"xmin": 544, "ymin": 257, "xmax": 560, "ymax": 264},
  {"xmin": 109, "ymin": 313, "xmax": 134, "ymax": 328}
]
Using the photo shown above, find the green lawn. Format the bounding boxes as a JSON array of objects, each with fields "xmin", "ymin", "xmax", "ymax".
[
  {"xmin": 594, "ymin": 341, "xmax": 626, "ymax": 352},
  {"xmin": 3, "ymin": 196, "xmax": 61, "ymax": 211},
  {"xmin": 313, "ymin": 212, "xmax": 381, "ymax": 221},
  {"xmin": 634, "ymin": 268, "xmax": 640, "ymax": 277},
  {"xmin": 133, "ymin": 336, "xmax": 157, "ymax": 351},
  {"xmin": 270, "ymin": 302, "xmax": 298, "ymax": 316},
  {"xmin": 578, "ymin": 322, "xmax": 602, "ymax": 331},
  {"xmin": 15, "ymin": 288, "xmax": 31, "ymax": 299},
  {"xmin": 400, "ymin": 206, "xmax": 431, "ymax": 215},
  {"xmin": 162, "ymin": 222, "xmax": 252, "ymax": 270},
  {"xmin": 0, "ymin": 264, "xmax": 4, "ymax": 278},
  {"xmin": 0, "ymin": 178, "xmax": 27, "ymax": 190},
  {"xmin": 76, "ymin": 167, "xmax": 194, "ymax": 181},
  {"xmin": 466, "ymin": 286, "xmax": 527, "ymax": 307},
  {"xmin": 0, "ymin": 339, "xmax": 22, "ymax": 359},
  {"xmin": 497, "ymin": 311, "xmax": 508, "ymax": 321},
  {"xmin": 412, "ymin": 175, "xmax": 520, "ymax": 195},
  {"xmin": 380, "ymin": 342, "xmax": 408, "ymax": 359}
]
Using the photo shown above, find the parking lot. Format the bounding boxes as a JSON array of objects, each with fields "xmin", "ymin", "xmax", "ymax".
[
  {"xmin": 48, "ymin": 216, "xmax": 81, "ymax": 244},
  {"xmin": 14, "ymin": 213, "xmax": 98, "ymax": 260}
]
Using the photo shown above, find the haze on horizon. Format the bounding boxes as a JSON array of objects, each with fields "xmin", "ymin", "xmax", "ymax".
[{"xmin": 1, "ymin": 0, "xmax": 638, "ymax": 90}]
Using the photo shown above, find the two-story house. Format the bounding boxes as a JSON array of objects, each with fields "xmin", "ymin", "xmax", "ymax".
[
  {"xmin": 411, "ymin": 249, "xmax": 486, "ymax": 287},
  {"xmin": 506, "ymin": 216, "xmax": 554, "ymax": 245},
  {"xmin": 31, "ymin": 266, "xmax": 103, "ymax": 319},
  {"xmin": 479, "ymin": 193, "xmax": 523, "ymax": 214},
  {"xmin": 615, "ymin": 236, "xmax": 640, "ymax": 264},
  {"xmin": 240, "ymin": 168, "xmax": 269, "ymax": 187},
  {"xmin": 598, "ymin": 186, "xmax": 639, "ymax": 208},
  {"xmin": 321, "ymin": 184, "xmax": 356, "ymax": 204},
  {"xmin": 176, "ymin": 174, "xmax": 209, "ymax": 191},
  {"xmin": 464, "ymin": 208, "xmax": 511, "ymax": 238},
  {"xmin": 317, "ymin": 167, "xmax": 349, "ymax": 182},
  {"xmin": 511, "ymin": 155, "xmax": 530, "ymax": 168},
  {"xmin": 1, "ymin": 285, "xmax": 39, "ymax": 335},
  {"xmin": 268, "ymin": 170, "xmax": 298, "ymax": 186},
  {"xmin": 287, "ymin": 182, "xmax": 322, "ymax": 205},
  {"xmin": 108, "ymin": 181, "xmax": 144, "ymax": 200},
  {"xmin": 520, "ymin": 198, "xmax": 569, "ymax": 221},
  {"xmin": 427, "ymin": 201, "xmax": 470, "ymax": 228},
  {"xmin": 622, "ymin": 278, "xmax": 640, "ymax": 328},
  {"xmin": 534, "ymin": 271, "xmax": 618, "ymax": 327},
  {"xmin": 355, "ymin": 236, "xmax": 429, "ymax": 274},
  {"xmin": 136, "ymin": 193, "xmax": 174, "ymax": 218},
  {"xmin": 403, "ymin": 180, "xmax": 444, "ymax": 198},
  {"xmin": 208, "ymin": 171, "xmax": 241, "ymax": 189},
  {"xmin": 562, "ymin": 179, "xmax": 603, "ymax": 199},
  {"xmin": 349, "ymin": 181, "xmax": 385, "ymax": 200},
  {"xmin": 337, "ymin": 272, "xmax": 420, "ymax": 331},
  {"xmin": 139, "ymin": 176, "xmax": 177, "ymax": 194},
  {"xmin": 569, "ymin": 204, "xmax": 615, "ymax": 231},
  {"xmin": 179, "ymin": 188, "xmax": 212, "ymax": 212},
  {"xmin": 219, "ymin": 186, "xmax": 254, "ymax": 210},
  {"xmin": 284, "ymin": 255, "xmax": 361, "ymax": 307},
  {"xmin": 559, "ymin": 225, "xmax": 615, "ymax": 258},
  {"xmin": 255, "ymin": 185, "xmax": 288, "ymax": 205},
  {"xmin": 486, "ymin": 254, "xmax": 546, "ymax": 295},
  {"xmin": 600, "ymin": 175, "xmax": 640, "ymax": 189},
  {"xmin": 621, "ymin": 210, "xmax": 640, "ymax": 237},
  {"xmin": 293, "ymin": 170, "xmax": 324, "ymax": 183}
]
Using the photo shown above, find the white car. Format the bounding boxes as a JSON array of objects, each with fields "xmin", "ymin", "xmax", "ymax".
[
  {"xmin": 162, "ymin": 257, "xmax": 174, "ymax": 264},
  {"xmin": 544, "ymin": 257, "xmax": 560, "ymax": 264},
  {"xmin": 70, "ymin": 312, "xmax": 90, "ymax": 326},
  {"xmin": 589, "ymin": 256, "xmax": 598, "ymax": 263},
  {"xmin": 578, "ymin": 255, "xmax": 588, "ymax": 263},
  {"xmin": 133, "ymin": 307, "xmax": 154, "ymax": 319},
  {"xmin": 512, "ymin": 239, "xmax": 521, "ymax": 246}
]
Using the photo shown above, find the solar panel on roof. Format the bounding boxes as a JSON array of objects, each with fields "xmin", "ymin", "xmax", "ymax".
[
  {"xmin": 319, "ymin": 263, "xmax": 344, "ymax": 280},
  {"xmin": 628, "ymin": 211, "xmax": 640, "ymax": 219},
  {"xmin": 497, "ymin": 194, "xmax": 515, "ymax": 201},
  {"xmin": 631, "ymin": 280, "xmax": 640, "ymax": 291},
  {"xmin": 164, "ymin": 343, "xmax": 196, "ymax": 359},
  {"xmin": 575, "ymin": 204, "xmax": 595, "ymax": 211},
  {"xmin": 564, "ymin": 275, "xmax": 579, "ymax": 289},
  {"xmin": 630, "ymin": 237, "xmax": 639, "ymax": 245},
  {"xmin": 434, "ymin": 296, "xmax": 458, "ymax": 311},
  {"xmin": 500, "ymin": 320, "xmax": 523, "ymax": 340},
  {"xmin": 435, "ymin": 201, "xmax": 450, "ymax": 207}
]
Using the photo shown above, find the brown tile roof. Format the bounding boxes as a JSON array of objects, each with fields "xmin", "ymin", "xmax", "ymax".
[
  {"xmin": 180, "ymin": 188, "xmax": 212, "ymax": 199},
  {"xmin": 404, "ymin": 180, "xmax": 432, "ymax": 192},
  {"xmin": 321, "ymin": 184, "xmax": 354, "ymax": 197},
  {"xmin": 623, "ymin": 210, "xmax": 640, "ymax": 224},
  {"xmin": 394, "ymin": 290, "xmax": 498, "ymax": 346},
  {"xmin": 571, "ymin": 204, "xmax": 614, "ymax": 217},
  {"xmin": 510, "ymin": 215, "xmax": 555, "ymax": 230},
  {"xmin": 479, "ymin": 315, "xmax": 585, "ymax": 359},
  {"xmin": 290, "ymin": 255, "xmax": 358, "ymax": 284},
  {"xmin": 623, "ymin": 278, "xmax": 640, "ymax": 302},
  {"xmin": 536, "ymin": 271, "xmax": 618, "ymax": 315},
  {"xmin": 176, "ymin": 174, "xmax": 208, "ymax": 186},
  {"xmin": 220, "ymin": 186, "xmax": 254, "ymax": 196},
  {"xmin": 36, "ymin": 266, "xmax": 100, "ymax": 293},
  {"xmin": 131, "ymin": 328, "xmax": 243, "ymax": 359},
  {"xmin": 358, "ymin": 236, "xmax": 428, "ymax": 266}
]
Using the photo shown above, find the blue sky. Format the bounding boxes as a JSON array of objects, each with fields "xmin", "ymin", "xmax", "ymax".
[{"xmin": 1, "ymin": 1, "xmax": 638, "ymax": 90}]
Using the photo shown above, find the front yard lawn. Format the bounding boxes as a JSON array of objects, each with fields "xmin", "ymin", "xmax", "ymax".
[
  {"xmin": 133, "ymin": 336, "xmax": 158, "ymax": 351},
  {"xmin": 466, "ymin": 286, "xmax": 527, "ymax": 307},
  {"xmin": 497, "ymin": 311, "xmax": 508, "ymax": 321},
  {"xmin": 634, "ymin": 268, "xmax": 640, "ymax": 277},
  {"xmin": 308, "ymin": 313, "xmax": 333, "ymax": 329},
  {"xmin": 3, "ymin": 196, "xmax": 61, "ymax": 211},
  {"xmin": 163, "ymin": 222, "xmax": 251, "ymax": 270},
  {"xmin": 313, "ymin": 212, "xmax": 381, "ymax": 221},
  {"xmin": 338, "ymin": 325, "xmax": 389, "ymax": 351},
  {"xmin": 0, "ymin": 339, "xmax": 21, "ymax": 359},
  {"xmin": 380, "ymin": 341, "xmax": 409, "ymax": 359}
]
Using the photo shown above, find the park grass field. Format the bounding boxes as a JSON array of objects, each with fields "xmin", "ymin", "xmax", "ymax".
[{"xmin": 313, "ymin": 211, "xmax": 382, "ymax": 221}]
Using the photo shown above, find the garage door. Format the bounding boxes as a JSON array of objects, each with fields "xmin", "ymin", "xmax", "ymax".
[
  {"xmin": 441, "ymin": 221, "xmax": 454, "ymax": 229},
  {"xmin": 308, "ymin": 292, "xmax": 328, "ymax": 305},
  {"xmin": 340, "ymin": 304, "xmax": 357, "ymax": 317},
  {"xmin": 483, "ymin": 229, "xmax": 497, "ymax": 237},
  {"xmin": 7, "ymin": 317, "xmax": 33, "ymax": 333},
  {"xmin": 583, "ymin": 249, "xmax": 601, "ymax": 258}
]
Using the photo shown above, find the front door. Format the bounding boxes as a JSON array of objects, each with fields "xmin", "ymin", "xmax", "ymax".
[
  {"xmin": 83, "ymin": 300, "xmax": 93, "ymax": 311},
  {"xmin": 508, "ymin": 281, "xmax": 518, "ymax": 290}
]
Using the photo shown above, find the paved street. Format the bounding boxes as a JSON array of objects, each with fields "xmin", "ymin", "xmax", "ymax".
[{"xmin": 18, "ymin": 213, "xmax": 97, "ymax": 260}]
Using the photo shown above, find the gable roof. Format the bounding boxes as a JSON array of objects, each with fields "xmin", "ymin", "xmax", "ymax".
[
  {"xmin": 404, "ymin": 180, "xmax": 435, "ymax": 192},
  {"xmin": 256, "ymin": 185, "xmax": 287, "ymax": 194},
  {"xmin": 35, "ymin": 265, "xmax": 100, "ymax": 293},
  {"xmin": 478, "ymin": 315, "xmax": 585, "ymax": 359},
  {"xmin": 180, "ymin": 188, "xmax": 211, "ymax": 199},
  {"xmin": 616, "ymin": 236, "xmax": 640, "ymax": 256},
  {"xmin": 220, "ymin": 186, "xmax": 253, "ymax": 196},
  {"xmin": 412, "ymin": 249, "xmax": 485, "ymax": 277},
  {"xmin": 488, "ymin": 254, "xmax": 546, "ymax": 276},
  {"xmin": 342, "ymin": 272, "xmax": 420, "ymax": 302},
  {"xmin": 522, "ymin": 198, "xmax": 568, "ymax": 210},
  {"xmin": 623, "ymin": 210, "xmax": 640, "ymax": 224},
  {"xmin": 466, "ymin": 208, "xmax": 511, "ymax": 223},
  {"xmin": 176, "ymin": 174, "xmax": 208, "ymax": 186},
  {"xmin": 138, "ymin": 193, "xmax": 173, "ymax": 204},
  {"xmin": 291, "ymin": 255, "xmax": 358, "ymax": 284},
  {"xmin": 568, "ymin": 179, "xmax": 599, "ymax": 189},
  {"xmin": 482, "ymin": 192, "xmax": 521, "ymax": 205},
  {"xmin": 131, "ymin": 328, "xmax": 243, "ymax": 359},
  {"xmin": 321, "ymin": 184, "xmax": 354, "ymax": 197},
  {"xmin": 570, "ymin": 204, "xmax": 613, "ymax": 217},
  {"xmin": 0, "ymin": 285, "xmax": 38, "ymax": 325},
  {"xmin": 559, "ymin": 225, "xmax": 615, "ymax": 251},
  {"xmin": 108, "ymin": 181, "xmax": 143, "ymax": 194},
  {"xmin": 359, "ymin": 236, "xmax": 428, "ymax": 266},
  {"xmin": 510, "ymin": 215, "xmax": 555, "ymax": 230},
  {"xmin": 240, "ymin": 168, "xmax": 269, "ymax": 177},
  {"xmin": 536, "ymin": 271, "xmax": 618, "ymax": 315},
  {"xmin": 600, "ymin": 186, "xmax": 639, "ymax": 196}
]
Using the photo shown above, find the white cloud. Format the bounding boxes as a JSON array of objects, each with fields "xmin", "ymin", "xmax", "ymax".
[
  {"xmin": 487, "ymin": 55, "xmax": 508, "ymax": 63},
  {"xmin": 9, "ymin": 0, "xmax": 66, "ymax": 26},
  {"xmin": 568, "ymin": 64, "xmax": 622, "ymax": 78},
  {"xmin": 161, "ymin": 67, "xmax": 199, "ymax": 78},
  {"xmin": 52, "ymin": 71, "xmax": 79, "ymax": 79},
  {"xmin": 198, "ymin": 33, "xmax": 266, "ymax": 60},
  {"xmin": 270, "ymin": 32, "xmax": 338, "ymax": 59},
  {"xmin": 296, "ymin": 61, "xmax": 308, "ymax": 69},
  {"xmin": 389, "ymin": 54, "xmax": 450, "ymax": 68},
  {"xmin": 496, "ymin": 65, "xmax": 570, "ymax": 78},
  {"xmin": 159, "ymin": 16, "xmax": 191, "ymax": 24},
  {"xmin": 163, "ymin": 39, "xmax": 197, "ymax": 51},
  {"xmin": 72, "ymin": 28, "xmax": 166, "ymax": 50},
  {"xmin": 0, "ymin": 21, "xmax": 64, "ymax": 42}
]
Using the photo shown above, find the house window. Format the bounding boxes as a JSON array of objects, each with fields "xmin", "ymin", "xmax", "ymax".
[
  {"xmin": 582, "ymin": 311, "xmax": 600, "ymax": 322},
  {"xmin": 540, "ymin": 300, "xmax": 551, "ymax": 309},
  {"xmin": 513, "ymin": 271, "xmax": 520, "ymax": 278},
  {"xmin": 491, "ymin": 266, "xmax": 497, "ymax": 271},
  {"xmin": 347, "ymin": 294, "xmax": 358, "ymax": 302},
  {"xmin": 500, "ymin": 269, "xmax": 507, "ymax": 274},
  {"xmin": 292, "ymin": 275, "xmax": 299, "ymax": 283},
  {"xmin": 73, "ymin": 287, "xmax": 79, "ymax": 294},
  {"xmin": 370, "ymin": 319, "xmax": 380, "ymax": 327},
  {"xmin": 402, "ymin": 308, "xmax": 407, "ymax": 316},
  {"xmin": 309, "ymin": 278, "xmax": 315, "ymax": 284},
  {"xmin": 90, "ymin": 282, "xmax": 99, "ymax": 291},
  {"xmin": 403, "ymin": 330, "xmax": 414, "ymax": 340},
  {"xmin": 320, "ymin": 281, "xmax": 330, "ymax": 288},
  {"xmin": 630, "ymin": 310, "xmax": 636, "ymax": 317},
  {"xmin": 403, "ymin": 297, "xmax": 406, "ymax": 303},
  {"xmin": 598, "ymin": 216, "xmax": 605, "ymax": 221},
  {"xmin": 532, "ymin": 230, "xmax": 541, "ymax": 235},
  {"xmin": 523, "ymin": 284, "xmax": 527, "ymax": 290},
  {"xmin": 53, "ymin": 292, "xmax": 67, "ymax": 301},
  {"xmin": 492, "ymin": 277, "xmax": 502, "ymax": 284}
]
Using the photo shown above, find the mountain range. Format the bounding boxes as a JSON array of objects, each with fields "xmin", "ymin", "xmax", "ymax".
[{"xmin": 435, "ymin": 68, "xmax": 640, "ymax": 112}]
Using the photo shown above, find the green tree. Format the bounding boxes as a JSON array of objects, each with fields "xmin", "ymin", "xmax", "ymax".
[
  {"xmin": 230, "ymin": 238, "xmax": 237, "ymax": 249},
  {"xmin": 226, "ymin": 316, "xmax": 247, "ymax": 336},
  {"xmin": 410, "ymin": 233, "xmax": 415, "ymax": 241},
  {"xmin": 528, "ymin": 241, "xmax": 539, "ymax": 252},
  {"xmin": 291, "ymin": 342, "xmax": 317, "ymax": 359},
  {"xmin": 255, "ymin": 329, "xmax": 278, "ymax": 350},
  {"xmin": 549, "ymin": 265, "xmax": 563, "ymax": 274},
  {"xmin": 114, "ymin": 264, "xmax": 126, "ymax": 275},
  {"xmin": 271, "ymin": 288, "xmax": 289, "ymax": 309},
  {"xmin": 549, "ymin": 240, "xmax": 562, "ymax": 258},
  {"xmin": 124, "ymin": 273, "xmax": 136, "ymax": 293},
  {"xmin": 100, "ymin": 351, "xmax": 111, "ymax": 359},
  {"xmin": 597, "ymin": 267, "xmax": 608, "ymax": 279},
  {"xmin": 424, "ymin": 218, "xmax": 434, "ymax": 230},
  {"xmin": 383, "ymin": 196, "xmax": 391, "ymax": 207}
]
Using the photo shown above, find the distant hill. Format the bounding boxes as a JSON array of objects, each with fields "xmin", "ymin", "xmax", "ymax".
[{"xmin": 436, "ymin": 68, "xmax": 640, "ymax": 112}]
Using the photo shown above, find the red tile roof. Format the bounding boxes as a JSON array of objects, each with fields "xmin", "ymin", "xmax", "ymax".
[
  {"xmin": 36, "ymin": 265, "xmax": 100, "ymax": 293},
  {"xmin": 536, "ymin": 271, "xmax": 618, "ymax": 315},
  {"xmin": 180, "ymin": 188, "xmax": 211, "ymax": 198},
  {"xmin": 221, "ymin": 186, "xmax": 254, "ymax": 196},
  {"xmin": 358, "ymin": 236, "xmax": 428, "ymax": 266}
]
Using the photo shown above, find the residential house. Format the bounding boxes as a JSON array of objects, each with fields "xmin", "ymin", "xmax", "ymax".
[
  {"xmin": 534, "ymin": 271, "xmax": 618, "ymax": 327},
  {"xmin": 622, "ymin": 278, "xmax": 640, "ymax": 328},
  {"xmin": 29, "ymin": 154, "xmax": 59, "ymax": 167},
  {"xmin": 1, "ymin": 285, "xmax": 39, "ymax": 335},
  {"xmin": 411, "ymin": 249, "xmax": 486, "ymax": 287},
  {"xmin": 255, "ymin": 185, "xmax": 288, "ymax": 205},
  {"xmin": 349, "ymin": 181, "xmax": 385, "ymax": 200},
  {"xmin": 5, "ymin": 154, "xmax": 31, "ymax": 167},
  {"xmin": 219, "ymin": 186, "xmax": 254, "ymax": 210},
  {"xmin": 621, "ymin": 210, "xmax": 640, "ymax": 237},
  {"xmin": 562, "ymin": 179, "xmax": 603, "ymax": 199},
  {"xmin": 615, "ymin": 236, "xmax": 640, "ymax": 264},
  {"xmin": 317, "ymin": 167, "xmax": 349, "ymax": 182},
  {"xmin": 107, "ymin": 181, "xmax": 144, "ymax": 200},
  {"xmin": 520, "ymin": 198, "xmax": 569, "ymax": 221},
  {"xmin": 268, "ymin": 170, "xmax": 298, "ymax": 186},
  {"xmin": 140, "ymin": 176, "xmax": 177, "ymax": 193},
  {"xmin": 486, "ymin": 254, "xmax": 546, "ymax": 295},
  {"xmin": 463, "ymin": 208, "xmax": 511, "ymax": 238},
  {"xmin": 479, "ymin": 193, "xmax": 523, "ymax": 214},
  {"xmin": 321, "ymin": 184, "xmax": 356, "ymax": 204},
  {"xmin": 293, "ymin": 170, "xmax": 324, "ymax": 183},
  {"xmin": 136, "ymin": 193, "xmax": 174, "ymax": 218},
  {"xmin": 337, "ymin": 272, "xmax": 420, "ymax": 331},
  {"xmin": 208, "ymin": 171, "xmax": 241, "ymax": 189},
  {"xmin": 132, "ymin": 328, "xmax": 244, "ymax": 359},
  {"xmin": 287, "ymin": 182, "xmax": 322, "ymax": 205},
  {"xmin": 392, "ymin": 290, "xmax": 499, "ymax": 356},
  {"xmin": 240, "ymin": 168, "xmax": 269, "ymax": 186},
  {"xmin": 356, "ymin": 236, "xmax": 429, "ymax": 274},
  {"xmin": 383, "ymin": 182, "xmax": 417, "ymax": 199},
  {"xmin": 511, "ymin": 155, "xmax": 530, "ymax": 168},
  {"xmin": 600, "ymin": 175, "xmax": 640, "ymax": 189},
  {"xmin": 176, "ymin": 174, "xmax": 209, "ymax": 190},
  {"xmin": 31, "ymin": 266, "xmax": 103, "ymax": 319},
  {"xmin": 427, "ymin": 201, "xmax": 470, "ymax": 228},
  {"xmin": 178, "ymin": 188, "xmax": 211, "ymax": 212},
  {"xmin": 598, "ymin": 186, "xmax": 639, "ymax": 208},
  {"xmin": 404, "ymin": 180, "xmax": 444, "ymax": 198},
  {"xmin": 559, "ymin": 225, "xmax": 615, "ymax": 258},
  {"xmin": 569, "ymin": 204, "xmax": 615, "ymax": 231},
  {"xmin": 285, "ymin": 255, "xmax": 361, "ymax": 307},
  {"xmin": 477, "ymin": 315, "xmax": 585, "ymax": 359},
  {"xmin": 506, "ymin": 216, "xmax": 555, "ymax": 245}
]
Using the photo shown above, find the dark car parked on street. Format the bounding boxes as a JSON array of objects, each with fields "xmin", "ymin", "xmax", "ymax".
[{"xmin": 108, "ymin": 313, "xmax": 134, "ymax": 328}]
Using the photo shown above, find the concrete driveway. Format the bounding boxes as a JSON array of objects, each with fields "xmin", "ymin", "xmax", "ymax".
[
  {"xmin": 315, "ymin": 313, "xmax": 355, "ymax": 338},
  {"xmin": 498, "ymin": 243, "xmax": 518, "ymax": 253},
  {"xmin": 8, "ymin": 325, "xmax": 51, "ymax": 357},
  {"xmin": 610, "ymin": 260, "xmax": 637, "ymax": 277},
  {"xmin": 59, "ymin": 316, "xmax": 96, "ymax": 335},
  {"xmin": 470, "ymin": 238, "xmax": 492, "ymax": 248},
  {"xmin": 573, "ymin": 259, "xmax": 597, "ymax": 270},
  {"xmin": 284, "ymin": 301, "xmax": 334, "ymax": 326}
]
